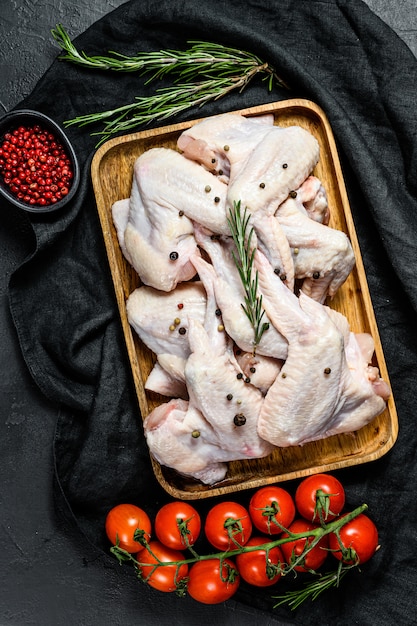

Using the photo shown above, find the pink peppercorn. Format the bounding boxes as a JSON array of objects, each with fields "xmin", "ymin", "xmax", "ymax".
[{"xmin": 0, "ymin": 124, "xmax": 73, "ymax": 207}]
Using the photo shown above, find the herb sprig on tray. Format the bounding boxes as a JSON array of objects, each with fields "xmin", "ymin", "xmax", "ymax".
[
  {"xmin": 227, "ymin": 201, "xmax": 270, "ymax": 352},
  {"xmin": 51, "ymin": 24, "xmax": 288, "ymax": 145}
]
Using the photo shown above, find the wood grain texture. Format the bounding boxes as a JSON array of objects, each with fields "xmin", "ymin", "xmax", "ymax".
[{"xmin": 91, "ymin": 99, "xmax": 398, "ymax": 500}]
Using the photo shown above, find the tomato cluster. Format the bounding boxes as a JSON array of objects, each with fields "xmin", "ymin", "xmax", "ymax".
[{"xmin": 104, "ymin": 474, "xmax": 379, "ymax": 605}]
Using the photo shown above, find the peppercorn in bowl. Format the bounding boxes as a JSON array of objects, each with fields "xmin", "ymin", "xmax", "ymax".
[{"xmin": 0, "ymin": 109, "xmax": 80, "ymax": 213}]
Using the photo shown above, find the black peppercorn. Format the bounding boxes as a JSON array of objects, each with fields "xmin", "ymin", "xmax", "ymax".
[{"xmin": 233, "ymin": 413, "xmax": 246, "ymax": 426}]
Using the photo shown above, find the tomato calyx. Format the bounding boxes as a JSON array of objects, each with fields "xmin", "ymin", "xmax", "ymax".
[
  {"xmin": 314, "ymin": 489, "xmax": 340, "ymax": 526},
  {"xmin": 173, "ymin": 575, "xmax": 189, "ymax": 598},
  {"xmin": 285, "ymin": 547, "xmax": 310, "ymax": 573},
  {"xmin": 219, "ymin": 558, "xmax": 240, "ymax": 584},
  {"xmin": 223, "ymin": 515, "xmax": 248, "ymax": 548},
  {"xmin": 133, "ymin": 528, "xmax": 151, "ymax": 548},
  {"xmin": 175, "ymin": 516, "xmax": 199, "ymax": 554},
  {"xmin": 265, "ymin": 558, "xmax": 283, "ymax": 580},
  {"xmin": 110, "ymin": 529, "xmax": 148, "ymax": 564},
  {"xmin": 255, "ymin": 500, "xmax": 287, "ymax": 534}
]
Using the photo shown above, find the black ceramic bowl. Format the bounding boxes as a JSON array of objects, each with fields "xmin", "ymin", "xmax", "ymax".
[{"xmin": 0, "ymin": 109, "xmax": 80, "ymax": 213}]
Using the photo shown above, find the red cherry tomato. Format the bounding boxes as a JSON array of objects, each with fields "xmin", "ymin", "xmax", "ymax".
[
  {"xmin": 136, "ymin": 541, "xmax": 188, "ymax": 592},
  {"xmin": 105, "ymin": 503, "xmax": 151, "ymax": 553},
  {"xmin": 235, "ymin": 536, "xmax": 284, "ymax": 587},
  {"xmin": 249, "ymin": 485, "xmax": 296, "ymax": 535},
  {"xmin": 329, "ymin": 513, "xmax": 379, "ymax": 564},
  {"xmin": 204, "ymin": 501, "xmax": 252, "ymax": 550},
  {"xmin": 295, "ymin": 474, "xmax": 345, "ymax": 523},
  {"xmin": 281, "ymin": 518, "xmax": 329, "ymax": 572},
  {"xmin": 187, "ymin": 558, "xmax": 240, "ymax": 604},
  {"xmin": 154, "ymin": 501, "xmax": 201, "ymax": 550}
]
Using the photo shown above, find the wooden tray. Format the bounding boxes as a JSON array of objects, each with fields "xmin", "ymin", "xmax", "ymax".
[{"xmin": 91, "ymin": 99, "xmax": 398, "ymax": 500}]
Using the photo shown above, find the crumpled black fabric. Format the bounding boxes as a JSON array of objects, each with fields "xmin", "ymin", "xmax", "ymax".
[{"xmin": 5, "ymin": 0, "xmax": 417, "ymax": 623}]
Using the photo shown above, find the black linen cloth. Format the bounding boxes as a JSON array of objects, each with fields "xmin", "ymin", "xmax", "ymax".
[{"xmin": 5, "ymin": 0, "xmax": 417, "ymax": 623}]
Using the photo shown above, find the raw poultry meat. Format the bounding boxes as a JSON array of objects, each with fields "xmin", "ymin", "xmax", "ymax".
[
  {"xmin": 226, "ymin": 124, "xmax": 320, "ymax": 216},
  {"xmin": 111, "ymin": 198, "xmax": 132, "ymax": 264},
  {"xmin": 126, "ymin": 281, "xmax": 207, "ymax": 359},
  {"xmin": 184, "ymin": 315, "xmax": 273, "ymax": 459},
  {"xmin": 179, "ymin": 113, "xmax": 319, "ymax": 286},
  {"xmin": 249, "ymin": 211, "xmax": 295, "ymax": 289},
  {"xmin": 115, "ymin": 146, "xmax": 234, "ymax": 291},
  {"xmin": 234, "ymin": 350, "xmax": 283, "ymax": 396},
  {"xmin": 123, "ymin": 149, "xmax": 199, "ymax": 291},
  {"xmin": 222, "ymin": 121, "xmax": 320, "ymax": 284},
  {"xmin": 112, "ymin": 111, "xmax": 390, "ymax": 485},
  {"xmin": 144, "ymin": 250, "xmax": 274, "ymax": 483},
  {"xmin": 145, "ymin": 354, "xmax": 188, "ymax": 399},
  {"xmin": 184, "ymin": 252, "xmax": 273, "ymax": 459},
  {"xmin": 143, "ymin": 399, "xmax": 231, "ymax": 484},
  {"xmin": 177, "ymin": 111, "xmax": 275, "ymax": 183},
  {"xmin": 276, "ymin": 177, "xmax": 355, "ymax": 302},
  {"xmin": 253, "ymin": 248, "xmax": 345, "ymax": 445},
  {"xmin": 324, "ymin": 332, "xmax": 390, "ymax": 437},
  {"xmin": 130, "ymin": 148, "xmax": 230, "ymax": 235},
  {"xmin": 230, "ymin": 119, "xmax": 319, "ymax": 284},
  {"xmin": 254, "ymin": 248, "xmax": 387, "ymax": 446},
  {"xmin": 301, "ymin": 175, "xmax": 330, "ymax": 224}
]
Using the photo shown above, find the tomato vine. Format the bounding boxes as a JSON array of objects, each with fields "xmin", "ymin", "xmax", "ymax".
[{"xmin": 108, "ymin": 501, "xmax": 374, "ymax": 605}]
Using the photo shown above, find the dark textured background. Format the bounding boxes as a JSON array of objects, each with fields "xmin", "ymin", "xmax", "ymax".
[{"xmin": 0, "ymin": 1, "xmax": 416, "ymax": 625}]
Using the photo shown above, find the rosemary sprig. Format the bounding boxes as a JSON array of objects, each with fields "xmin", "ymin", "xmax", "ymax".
[
  {"xmin": 51, "ymin": 25, "xmax": 289, "ymax": 144},
  {"xmin": 227, "ymin": 202, "xmax": 270, "ymax": 350},
  {"xmin": 64, "ymin": 75, "xmax": 262, "ymax": 143},
  {"xmin": 272, "ymin": 562, "xmax": 355, "ymax": 610},
  {"xmin": 51, "ymin": 24, "xmax": 279, "ymax": 79}
]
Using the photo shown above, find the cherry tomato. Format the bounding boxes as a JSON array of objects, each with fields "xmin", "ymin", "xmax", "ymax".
[
  {"xmin": 249, "ymin": 485, "xmax": 296, "ymax": 535},
  {"xmin": 105, "ymin": 503, "xmax": 152, "ymax": 553},
  {"xmin": 155, "ymin": 501, "xmax": 201, "ymax": 550},
  {"xmin": 329, "ymin": 513, "xmax": 378, "ymax": 564},
  {"xmin": 235, "ymin": 536, "xmax": 284, "ymax": 587},
  {"xmin": 204, "ymin": 501, "xmax": 252, "ymax": 550},
  {"xmin": 281, "ymin": 518, "xmax": 329, "ymax": 572},
  {"xmin": 295, "ymin": 474, "xmax": 345, "ymax": 523},
  {"xmin": 136, "ymin": 540, "xmax": 188, "ymax": 592},
  {"xmin": 187, "ymin": 558, "xmax": 240, "ymax": 604}
]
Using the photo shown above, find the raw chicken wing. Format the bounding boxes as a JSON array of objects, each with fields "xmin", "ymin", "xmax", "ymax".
[
  {"xmin": 144, "ymin": 399, "xmax": 230, "ymax": 484},
  {"xmin": 255, "ymin": 249, "xmax": 348, "ymax": 446},
  {"xmin": 276, "ymin": 180, "xmax": 355, "ymax": 302},
  {"xmin": 126, "ymin": 282, "xmax": 207, "ymax": 359},
  {"xmin": 227, "ymin": 125, "xmax": 320, "ymax": 216},
  {"xmin": 177, "ymin": 112, "xmax": 275, "ymax": 183}
]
